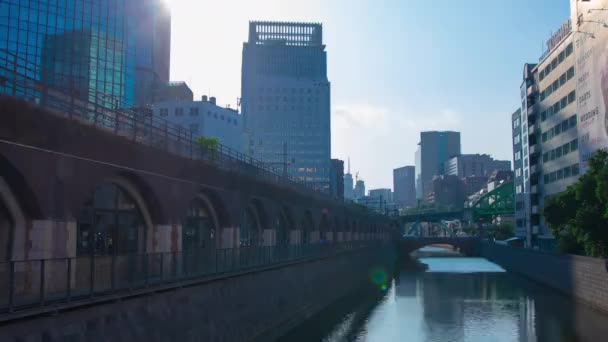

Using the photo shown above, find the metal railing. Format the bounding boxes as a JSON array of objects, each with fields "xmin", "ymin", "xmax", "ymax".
[
  {"xmin": 0, "ymin": 241, "xmax": 376, "ymax": 318},
  {"xmin": 0, "ymin": 49, "xmax": 325, "ymax": 197}
]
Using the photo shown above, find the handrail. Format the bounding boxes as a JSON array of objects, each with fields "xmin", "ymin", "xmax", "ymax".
[
  {"xmin": 0, "ymin": 48, "xmax": 325, "ymax": 196},
  {"xmin": 0, "ymin": 241, "xmax": 380, "ymax": 319}
]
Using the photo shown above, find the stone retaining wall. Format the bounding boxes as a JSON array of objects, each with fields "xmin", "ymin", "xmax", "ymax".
[
  {"xmin": 481, "ymin": 242, "xmax": 608, "ymax": 313},
  {"xmin": 0, "ymin": 247, "xmax": 394, "ymax": 342}
]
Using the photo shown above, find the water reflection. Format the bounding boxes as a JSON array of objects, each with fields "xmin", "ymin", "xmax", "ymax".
[{"xmin": 281, "ymin": 257, "xmax": 608, "ymax": 342}]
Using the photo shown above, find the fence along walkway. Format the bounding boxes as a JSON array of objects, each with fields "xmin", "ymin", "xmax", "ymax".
[{"xmin": 0, "ymin": 242, "xmax": 377, "ymax": 321}]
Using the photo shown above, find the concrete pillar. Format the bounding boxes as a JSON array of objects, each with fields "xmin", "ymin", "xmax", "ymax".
[
  {"xmin": 290, "ymin": 230, "xmax": 301, "ymax": 245},
  {"xmin": 263, "ymin": 229, "xmax": 274, "ymax": 246}
]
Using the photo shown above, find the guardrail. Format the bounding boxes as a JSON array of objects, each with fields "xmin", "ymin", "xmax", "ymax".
[
  {"xmin": 0, "ymin": 241, "xmax": 376, "ymax": 320},
  {"xmin": 0, "ymin": 49, "xmax": 324, "ymax": 197}
]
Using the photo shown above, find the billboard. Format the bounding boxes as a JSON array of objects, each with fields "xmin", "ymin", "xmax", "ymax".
[{"xmin": 572, "ymin": 0, "xmax": 608, "ymax": 171}]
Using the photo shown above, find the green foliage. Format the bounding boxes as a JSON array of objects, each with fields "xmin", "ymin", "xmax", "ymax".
[
  {"xmin": 544, "ymin": 150, "xmax": 608, "ymax": 257},
  {"xmin": 196, "ymin": 135, "xmax": 220, "ymax": 160}
]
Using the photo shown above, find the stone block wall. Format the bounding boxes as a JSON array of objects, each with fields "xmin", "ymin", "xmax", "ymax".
[
  {"xmin": 481, "ymin": 242, "xmax": 608, "ymax": 313},
  {"xmin": 0, "ymin": 247, "xmax": 394, "ymax": 342}
]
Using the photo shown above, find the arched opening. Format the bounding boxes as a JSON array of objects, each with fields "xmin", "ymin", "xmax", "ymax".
[
  {"xmin": 77, "ymin": 183, "xmax": 148, "ymax": 256},
  {"xmin": 0, "ymin": 199, "xmax": 12, "ymax": 262},
  {"xmin": 182, "ymin": 198, "xmax": 218, "ymax": 251},
  {"xmin": 301, "ymin": 210, "xmax": 314, "ymax": 244},
  {"xmin": 319, "ymin": 214, "xmax": 330, "ymax": 243},
  {"xmin": 240, "ymin": 200, "xmax": 265, "ymax": 247},
  {"xmin": 276, "ymin": 207, "xmax": 293, "ymax": 247}
]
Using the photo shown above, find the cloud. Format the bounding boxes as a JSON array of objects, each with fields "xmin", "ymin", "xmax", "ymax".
[{"xmin": 332, "ymin": 103, "xmax": 463, "ymax": 190}]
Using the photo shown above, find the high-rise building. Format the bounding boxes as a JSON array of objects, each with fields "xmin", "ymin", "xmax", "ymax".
[
  {"xmin": 415, "ymin": 131, "xmax": 461, "ymax": 200},
  {"xmin": 241, "ymin": 21, "xmax": 331, "ymax": 192},
  {"xmin": 427, "ymin": 175, "xmax": 465, "ymax": 209},
  {"xmin": 393, "ymin": 166, "xmax": 416, "ymax": 208},
  {"xmin": 0, "ymin": 0, "xmax": 171, "ymax": 108},
  {"xmin": 354, "ymin": 180, "xmax": 366, "ymax": 200},
  {"xmin": 368, "ymin": 188, "xmax": 392, "ymax": 205},
  {"xmin": 515, "ymin": 17, "xmax": 578, "ymax": 250},
  {"xmin": 329, "ymin": 159, "xmax": 345, "ymax": 200},
  {"xmin": 344, "ymin": 158, "xmax": 354, "ymax": 200},
  {"xmin": 445, "ymin": 154, "xmax": 511, "ymax": 178}
]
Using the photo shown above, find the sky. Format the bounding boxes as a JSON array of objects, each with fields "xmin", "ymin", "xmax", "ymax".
[{"xmin": 166, "ymin": 0, "xmax": 571, "ymax": 190}]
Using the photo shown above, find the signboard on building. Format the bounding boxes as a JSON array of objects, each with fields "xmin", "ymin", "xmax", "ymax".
[
  {"xmin": 572, "ymin": 0, "xmax": 608, "ymax": 171},
  {"xmin": 547, "ymin": 19, "xmax": 572, "ymax": 53}
]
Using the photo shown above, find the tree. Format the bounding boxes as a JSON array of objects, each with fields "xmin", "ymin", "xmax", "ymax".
[
  {"xmin": 196, "ymin": 135, "xmax": 220, "ymax": 161},
  {"xmin": 544, "ymin": 150, "xmax": 608, "ymax": 257}
]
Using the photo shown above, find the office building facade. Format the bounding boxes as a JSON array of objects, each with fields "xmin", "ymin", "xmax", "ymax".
[
  {"xmin": 415, "ymin": 131, "xmax": 461, "ymax": 201},
  {"xmin": 0, "ymin": 0, "xmax": 171, "ymax": 108},
  {"xmin": 329, "ymin": 159, "xmax": 345, "ymax": 200},
  {"xmin": 153, "ymin": 96, "xmax": 245, "ymax": 153},
  {"xmin": 512, "ymin": 108, "xmax": 527, "ymax": 238},
  {"xmin": 354, "ymin": 180, "xmax": 365, "ymax": 200},
  {"xmin": 241, "ymin": 21, "xmax": 331, "ymax": 192},
  {"xmin": 445, "ymin": 154, "xmax": 511, "ymax": 178},
  {"xmin": 393, "ymin": 166, "xmax": 416, "ymax": 208}
]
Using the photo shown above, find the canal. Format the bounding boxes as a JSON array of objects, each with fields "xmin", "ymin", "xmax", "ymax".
[{"xmin": 279, "ymin": 247, "xmax": 608, "ymax": 342}]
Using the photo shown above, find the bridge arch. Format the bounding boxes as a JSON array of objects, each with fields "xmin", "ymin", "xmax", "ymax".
[
  {"xmin": 240, "ymin": 199, "xmax": 267, "ymax": 247},
  {"xmin": 0, "ymin": 154, "xmax": 39, "ymax": 260},
  {"xmin": 182, "ymin": 193, "xmax": 222, "ymax": 252},
  {"xmin": 400, "ymin": 237, "xmax": 480, "ymax": 256},
  {"xmin": 76, "ymin": 175, "xmax": 154, "ymax": 256},
  {"xmin": 276, "ymin": 206, "xmax": 294, "ymax": 246},
  {"xmin": 301, "ymin": 210, "xmax": 314, "ymax": 244},
  {"xmin": 319, "ymin": 213, "xmax": 330, "ymax": 242}
]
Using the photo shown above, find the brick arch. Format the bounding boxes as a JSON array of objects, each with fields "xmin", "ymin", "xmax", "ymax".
[{"xmin": 0, "ymin": 154, "xmax": 40, "ymax": 260}]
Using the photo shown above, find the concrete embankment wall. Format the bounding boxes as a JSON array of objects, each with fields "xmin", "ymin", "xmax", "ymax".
[
  {"xmin": 481, "ymin": 242, "xmax": 608, "ymax": 313},
  {"xmin": 0, "ymin": 247, "xmax": 394, "ymax": 342}
]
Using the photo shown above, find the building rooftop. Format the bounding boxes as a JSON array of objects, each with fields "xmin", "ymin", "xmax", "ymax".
[{"xmin": 248, "ymin": 21, "xmax": 323, "ymax": 47}]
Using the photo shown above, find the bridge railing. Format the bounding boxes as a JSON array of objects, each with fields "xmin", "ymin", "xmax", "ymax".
[
  {"xmin": 0, "ymin": 241, "xmax": 377, "ymax": 319},
  {"xmin": 0, "ymin": 49, "xmax": 322, "ymax": 197}
]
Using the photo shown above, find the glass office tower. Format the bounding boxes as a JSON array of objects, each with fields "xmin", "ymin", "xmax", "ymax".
[
  {"xmin": 0, "ymin": 0, "xmax": 170, "ymax": 108},
  {"xmin": 241, "ymin": 21, "xmax": 331, "ymax": 192}
]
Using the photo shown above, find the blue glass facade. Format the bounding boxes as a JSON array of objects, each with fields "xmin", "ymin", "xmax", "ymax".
[{"xmin": 0, "ymin": 0, "xmax": 170, "ymax": 108}]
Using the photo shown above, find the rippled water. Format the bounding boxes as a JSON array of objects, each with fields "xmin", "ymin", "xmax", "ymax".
[{"xmin": 280, "ymin": 255, "xmax": 608, "ymax": 342}]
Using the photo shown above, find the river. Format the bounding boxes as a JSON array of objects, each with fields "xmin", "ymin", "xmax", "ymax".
[{"xmin": 279, "ymin": 247, "xmax": 608, "ymax": 342}]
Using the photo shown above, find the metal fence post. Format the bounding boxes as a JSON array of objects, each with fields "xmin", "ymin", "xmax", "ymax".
[
  {"xmin": 66, "ymin": 258, "xmax": 72, "ymax": 302},
  {"xmin": 8, "ymin": 261, "xmax": 14, "ymax": 312},
  {"xmin": 39, "ymin": 260, "xmax": 45, "ymax": 306},
  {"xmin": 160, "ymin": 253, "xmax": 164, "ymax": 284},
  {"xmin": 89, "ymin": 254, "xmax": 95, "ymax": 298}
]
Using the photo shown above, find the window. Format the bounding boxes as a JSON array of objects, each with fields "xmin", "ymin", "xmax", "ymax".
[
  {"xmin": 568, "ymin": 90, "xmax": 576, "ymax": 104},
  {"xmin": 552, "ymin": 80, "xmax": 559, "ymax": 91},
  {"xmin": 560, "ymin": 73, "xmax": 567, "ymax": 86},
  {"xmin": 560, "ymin": 96, "xmax": 567, "ymax": 108},
  {"xmin": 514, "ymin": 134, "xmax": 520, "ymax": 145},
  {"xmin": 541, "ymin": 111, "xmax": 547, "ymax": 121},
  {"xmin": 555, "ymin": 123, "xmax": 561, "ymax": 135},
  {"xmin": 563, "ymin": 143, "xmax": 570, "ymax": 155},
  {"xmin": 571, "ymin": 139, "xmax": 578, "ymax": 151},
  {"xmin": 551, "ymin": 58, "xmax": 557, "ymax": 69},
  {"xmin": 558, "ymin": 51, "xmax": 565, "ymax": 63},
  {"xmin": 190, "ymin": 107, "xmax": 199, "ymax": 116},
  {"xmin": 566, "ymin": 43, "xmax": 573, "ymax": 56},
  {"xmin": 542, "ymin": 132, "xmax": 548, "ymax": 142},
  {"xmin": 567, "ymin": 67, "xmax": 575, "ymax": 80},
  {"xmin": 557, "ymin": 169, "xmax": 564, "ymax": 180},
  {"xmin": 561, "ymin": 120, "xmax": 568, "ymax": 132},
  {"xmin": 160, "ymin": 108, "xmax": 168, "ymax": 117},
  {"xmin": 550, "ymin": 150, "xmax": 556, "ymax": 161},
  {"xmin": 564, "ymin": 166, "xmax": 571, "ymax": 178},
  {"xmin": 555, "ymin": 147, "xmax": 562, "ymax": 158},
  {"xmin": 569, "ymin": 115, "xmax": 577, "ymax": 128},
  {"xmin": 543, "ymin": 153, "xmax": 549, "ymax": 163},
  {"xmin": 572, "ymin": 164, "xmax": 580, "ymax": 176}
]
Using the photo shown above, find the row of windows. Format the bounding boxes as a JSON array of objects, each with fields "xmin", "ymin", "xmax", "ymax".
[
  {"xmin": 542, "ymin": 115, "xmax": 577, "ymax": 143},
  {"xmin": 542, "ymin": 139, "xmax": 578, "ymax": 163},
  {"xmin": 513, "ymin": 134, "xmax": 520, "ymax": 145},
  {"xmin": 158, "ymin": 108, "xmax": 239, "ymax": 126},
  {"xmin": 256, "ymin": 105, "xmax": 318, "ymax": 112},
  {"xmin": 255, "ymin": 96, "xmax": 320, "ymax": 103},
  {"xmin": 539, "ymin": 42, "xmax": 574, "ymax": 81},
  {"xmin": 514, "ymin": 151, "xmax": 521, "ymax": 161},
  {"xmin": 539, "ymin": 66, "xmax": 575, "ymax": 102},
  {"xmin": 255, "ymin": 87, "xmax": 318, "ymax": 94},
  {"xmin": 540, "ymin": 90, "xmax": 576, "ymax": 122},
  {"xmin": 544, "ymin": 163, "xmax": 580, "ymax": 184}
]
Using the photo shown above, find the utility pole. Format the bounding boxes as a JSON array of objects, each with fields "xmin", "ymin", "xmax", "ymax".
[{"xmin": 267, "ymin": 142, "xmax": 293, "ymax": 181}]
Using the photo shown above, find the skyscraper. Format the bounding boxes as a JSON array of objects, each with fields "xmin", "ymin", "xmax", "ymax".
[
  {"xmin": 241, "ymin": 21, "xmax": 331, "ymax": 192},
  {"xmin": 0, "ymin": 0, "xmax": 170, "ymax": 108},
  {"xmin": 393, "ymin": 166, "xmax": 416, "ymax": 208},
  {"xmin": 329, "ymin": 159, "xmax": 345, "ymax": 200},
  {"xmin": 354, "ymin": 180, "xmax": 366, "ymax": 200},
  {"xmin": 415, "ymin": 131, "xmax": 461, "ymax": 200},
  {"xmin": 344, "ymin": 158, "xmax": 354, "ymax": 200}
]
